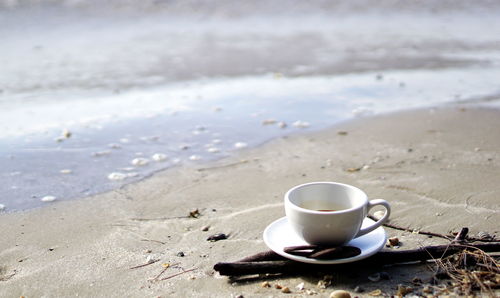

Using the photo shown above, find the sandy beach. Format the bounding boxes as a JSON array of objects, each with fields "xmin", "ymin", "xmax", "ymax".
[{"xmin": 1, "ymin": 106, "xmax": 499, "ymax": 297}]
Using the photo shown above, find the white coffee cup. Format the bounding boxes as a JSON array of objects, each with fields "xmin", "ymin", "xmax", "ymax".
[{"xmin": 284, "ymin": 182, "xmax": 390, "ymax": 246}]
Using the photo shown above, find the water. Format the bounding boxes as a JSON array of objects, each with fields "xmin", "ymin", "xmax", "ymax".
[{"xmin": 1, "ymin": 2, "xmax": 500, "ymax": 211}]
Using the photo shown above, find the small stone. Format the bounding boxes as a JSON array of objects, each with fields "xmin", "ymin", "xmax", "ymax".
[
  {"xmin": 189, "ymin": 155, "xmax": 201, "ymax": 161},
  {"xmin": 368, "ymin": 273, "xmax": 381, "ymax": 282},
  {"xmin": 206, "ymin": 147, "xmax": 220, "ymax": 153},
  {"xmin": 281, "ymin": 287, "xmax": 291, "ymax": 293},
  {"xmin": 92, "ymin": 151, "xmax": 111, "ymax": 157},
  {"xmin": 261, "ymin": 281, "xmax": 271, "ymax": 288},
  {"xmin": 131, "ymin": 157, "xmax": 149, "ymax": 166},
  {"xmin": 275, "ymin": 284, "xmax": 282, "ymax": 289},
  {"xmin": 207, "ymin": 233, "xmax": 228, "ymax": 242},
  {"xmin": 388, "ymin": 237, "xmax": 399, "ymax": 246},
  {"xmin": 145, "ymin": 249, "xmax": 152, "ymax": 253},
  {"xmin": 189, "ymin": 209, "xmax": 200, "ymax": 218},
  {"xmin": 201, "ymin": 225, "xmax": 210, "ymax": 232},
  {"xmin": 176, "ymin": 251, "xmax": 185, "ymax": 257},
  {"xmin": 262, "ymin": 119, "xmax": 277, "ymax": 125},
  {"xmin": 474, "ymin": 147, "xmax": 481, "ymax": 152},
  {"xmin": 146, "ymin": 255, "xmax": 156, "ymax": 263},
  {"xmin": 337, "ymin": 131, "xmax": 348, "ymax": 135},
  {"xmin": 41, "ymin": 196, "xmax": 56, "ymax": 202},
  {"xmin": 62, "ymin": 128, "xmax": 71, "ymax": 139},
  {"xmin": 234, "ymin": 142, "xmax": 248, "ymax": 149},
  {"xmin": 292, "ymin": 120, "xmax": 310, "ymax": 128},
  {"xmin": 60, "ymin": 169, "xmax": 72, "ymax": 174},
  {"xmin": 152, "ymin": 153, "xmax": 167, "ymax": 162},
  {"xmin": 108, "ymin": 143, "xmax": 121, "ymax": 149},
  {"xmin": 329, "ymin": 290, "xmax": 351, "ymax": 298},
  {"xmin": 107, "ymin": 172, "xmax": 128, "ymax": 181},
  {"xmin": 277, "ymin": 121, "xmax": 287, "ymax": 129},
  {"xmin": 296, "ymin": 282, "xmax": 305, "ymax": 290}
]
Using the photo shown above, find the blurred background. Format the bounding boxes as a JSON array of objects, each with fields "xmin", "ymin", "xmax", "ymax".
[{"xmin": 1, "ymin": 0, "xmax": 500, "ymax": 211}]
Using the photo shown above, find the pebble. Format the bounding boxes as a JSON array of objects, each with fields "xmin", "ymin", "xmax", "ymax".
[
  {"xmin": 176, "ymin": 251, "xmax": 185, "ymax": 257},
  {"xmin": 337, "ymin": 131, "xmax": 348, "ymax": 135},
  {"xmin": 201, "ymin": 225, "xmax": 210, "ymax": 232},
  {"xmin": 60, "ymin": 169, "xmax": 72, "ymax": 174},
  {"xmin": 296, "ymin": 282, "xmax": 305, "ymax": 290},
  {"xmin": 262, "ymin": 119, "xmax": 277, "ymax": 125},
  {"xmin": 277, "ymin": 121, "xmax": 287, "ymax": 129},
  {"xmin": 131, "ymin": 158, "xmax": 149, "ymax": 166},
  {"xmin": 0, "ymin": 204, "xmax": 5, "ymax": 211},
  {"xmin": 108, "ymin": 143, "xmax": 121, "ymax": 149},
  {"xmin": 41, "ymin": 196, "xmax": 56, "ymax": 202},
  {"xmin": 207, "ymin": 233, "xmax": 228, "ymax": 242},
  {"xmin": 234, "ymin": 142, "xmax": 248, "ymax": 149},
  {"xmin": 388, "ymin": 237, "xmax": 400, "ymax": 246},
  {"xmin": 206, "ymin": 147, "xmax": 220, "ymax": 153},
  {"xmin": 261, "ymin": 281, "xmax": 271, "ymax": 288},
  {"xmin": 107, "ymin": 172, "xmax": 128, "ymax": 181},
  {"xmin": 92, "ymin": 151, "xmax": 111, "ymax": 157},
  {"xmin": 146, "ymin": 255, "xmax": 157, "ymax": 263},
  {"xmin": 292, "ymin": 120, "xmax": 310, "ymax": 128},
  {"xmin": 330, "ymin": 290, "xmax": 351, "ymax": 298},
  {"xmin": 281, "ymin": 287, "xmax": 291, "ymax": 293},
  {"xmin": 189, "ymin": 155, "xmax": 201, "ymax": 161},
  {"xmin": 152, "ymin": 153, "xmax": 167, "ymax": 162}
]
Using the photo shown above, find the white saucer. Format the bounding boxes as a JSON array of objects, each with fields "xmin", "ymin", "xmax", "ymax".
[{"xmin": 263, "ymin": 217, "xmax": 386, "ymax": 264}]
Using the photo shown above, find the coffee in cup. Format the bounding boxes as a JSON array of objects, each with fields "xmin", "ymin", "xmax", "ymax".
[{"xmin": 284, "ymin": 181, "xmax": 390, "ymax": 246}]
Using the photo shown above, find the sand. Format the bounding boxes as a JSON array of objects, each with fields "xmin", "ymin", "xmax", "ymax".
[{"xmin": 1, "ymin": 106, "xmax": 499, "ymax": 297}]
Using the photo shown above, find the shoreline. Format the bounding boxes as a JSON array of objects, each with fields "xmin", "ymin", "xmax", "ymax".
[{"xmin": 1, "ymin": 105, "xmax": 499, "ymax": 296}]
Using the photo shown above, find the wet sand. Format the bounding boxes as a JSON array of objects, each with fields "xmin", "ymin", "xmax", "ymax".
[{"xmin": 1, "ymin": 106, "xmax": 499, "ymax": 297}]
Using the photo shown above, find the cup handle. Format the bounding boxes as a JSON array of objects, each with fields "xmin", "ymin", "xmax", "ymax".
[{"xmin": 355, "ymin": 199, "xmax": 391, "ymax": 238}]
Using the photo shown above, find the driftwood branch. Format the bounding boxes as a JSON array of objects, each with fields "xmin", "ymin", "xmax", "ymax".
[{"xmin": 214, "ymin": 242, "xmax": 500, "ymax": 276}]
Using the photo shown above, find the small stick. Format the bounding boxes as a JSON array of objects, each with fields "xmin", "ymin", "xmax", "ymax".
[
  {"xmin": 129, "ymin": 259, "xmax": 160, "ymax": 270},
  {"xmin": 237, "ymin": 250, "xmax": 285, "ymax": 262},
  {"xmin": 150, "ymin": 263, "xmax": 181, "ymax": 281},
  {"xmin": 214, "ymin": 243, "xmax": 500, "ymax": 276},
  {"xmin": 159, "ymin": 268, "xmax": 197, "ymax": 281}
]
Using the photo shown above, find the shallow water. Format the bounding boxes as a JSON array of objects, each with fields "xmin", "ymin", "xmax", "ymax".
[{"xmin": 1, "ymin": 3, "xmax": 500, "ymax": 211}]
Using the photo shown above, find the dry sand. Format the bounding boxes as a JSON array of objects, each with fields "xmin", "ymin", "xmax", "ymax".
[{"xmin": 1, "ymin": 106, "xmax": 499, "ymax": 297}]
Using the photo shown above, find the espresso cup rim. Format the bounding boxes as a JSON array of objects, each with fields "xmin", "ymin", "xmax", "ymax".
[{"xmin": 284, "ymin": 181, "xmax": 367, "ymax": 214}]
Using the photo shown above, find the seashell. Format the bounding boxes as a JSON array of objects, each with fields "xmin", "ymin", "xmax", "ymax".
[
  {"xmin": 296, "ymin": 282, "xmax": 305, "ymax": 290},
  {"xmin": 477, "ymin": 231, "xmax": 492, "ymax": 239},
  {"xmin": 369, "ymin": 289, "xmax": 382, "ymax": 296},
  {"xmin": 0, "ymin": 204, "xmax": 5, "ymax": 211},
  {"xmin": 131, "ymin": 158, "xmax": 149, "ymax": 166},
  {"xmin": 330, "ymin": 290, "xmax": 351, "ymax": 298},
  {"xmin": 60, "ymin": 169, "xmax": 72, "ymax": 174},
  {"xmin": 41, "ymin": 196, "xmax": 56, "ymax": 202},
  {"xmin": 107, "ymin": 172, "xmax": 128, "ymax": 181},
  {"xmin": 152, "ymin": 153, "xmax": 167, "ymax": 162},
  {"xmin": 189, "ymin": 155, "xmax": 201, "ymax": 161},
  {"xmin": 292, "ymin": 120, "xmax": 310, "ymax": 128},
  {"xmin": 234, "ymin": 142, "xmax": 248, "ymax": 149}
]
